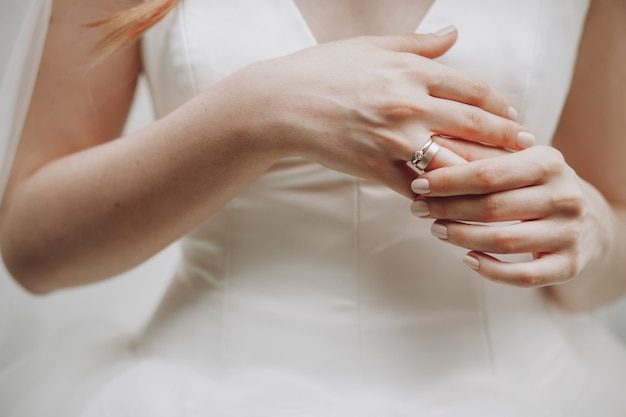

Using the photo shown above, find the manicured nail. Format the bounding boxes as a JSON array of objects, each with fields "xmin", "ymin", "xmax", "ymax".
[
  {"xmin": 411, "ymin": 178, "xmax": 430, "ymax": 195},
  {"xmin": 517, "ymin": 131, "xmax": 535, "ymax": 149},
  {"xmin": 431, "ymin": 223, "xmax": 448, "ymax": 240},
  {"xmin": 463, "ymin": 254, "xmax": 480, "ymax": 271},
  {"xmin": 433, "ymin": 25, "xmax": 457, "ymax": 37},
  {"xmin": 507, "ymin": 106, "xmax": 519, "ymax": 121},
  {"xmin": 411, "ymin": 200, "xmax": 429, "ymax": 217}
]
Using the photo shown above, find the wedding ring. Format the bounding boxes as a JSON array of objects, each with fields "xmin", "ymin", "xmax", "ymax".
[{"xmin": 407, "ymin": 138, "xmax": 440, "ymax": 174}]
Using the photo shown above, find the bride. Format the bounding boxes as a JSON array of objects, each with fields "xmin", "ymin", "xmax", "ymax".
[{"xmin": 1, "ymin": 0, "xmax": 626, "ymax": 415}]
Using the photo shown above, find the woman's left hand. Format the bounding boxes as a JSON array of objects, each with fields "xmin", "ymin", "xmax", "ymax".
[{"xmin": 409, "ymin": 139, "xmax": 611, "ymax": 288}]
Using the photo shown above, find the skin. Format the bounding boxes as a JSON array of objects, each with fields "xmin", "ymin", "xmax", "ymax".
[
  {"xmin": 0, "ymin": 0, "xmax": 523, "ymax": 292},
  {"xmin": 0, "ymin": 0, "xmax": 620, "ymax": 314},
  {"xmin": 411, "ymin": 0, "xmax": 626, "ymax": 311}
]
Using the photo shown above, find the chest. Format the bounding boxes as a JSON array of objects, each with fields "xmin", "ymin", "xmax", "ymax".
[
  {"xmin": 292, "ymin": 0, "xmax": 435, "ymax": 43},
  {"xmin": 143, "ymin": 0, "xmax": 589, "ymax": 145}
]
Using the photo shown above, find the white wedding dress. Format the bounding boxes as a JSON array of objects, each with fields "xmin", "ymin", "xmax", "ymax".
[{"xmin": 3, "ymin": 0, "xmax": 626, "ymax": 416}]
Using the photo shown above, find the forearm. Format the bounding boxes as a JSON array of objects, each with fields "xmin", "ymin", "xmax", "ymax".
[
  {"xmin": 0, "ymin": 79, "xmax": 285, "ymax": 293},
  {"xmin": 2, "ymin": 30, "xmax": 526, "ymax": 293}
]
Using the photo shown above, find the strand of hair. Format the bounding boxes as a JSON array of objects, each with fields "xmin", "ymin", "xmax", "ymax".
[{"xmin": 86, "ymin": 0, "xmax": 179, "ymax": 57}]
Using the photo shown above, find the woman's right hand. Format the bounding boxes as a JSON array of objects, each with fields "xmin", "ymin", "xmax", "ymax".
[
  {"xmin": 231, "ymin": 27, "xmax": 531, "ymax": 197},
  {"xmin": 0, "ymin": 13, "xmax": 524, "ymax": 292}
]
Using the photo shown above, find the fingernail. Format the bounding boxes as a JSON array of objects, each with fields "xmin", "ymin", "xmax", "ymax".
[
  {"xmin": 517, "ymin": 131, "xmax": 535, "ymax": 149},
  {"xmin": 411, "ymin": 200, "xmax": 429, "ymax": 217},
  {"xmin": 433, "ymin": 25, "xmax": 457, "ymax": 37},
  {"xmin": 463, "ymin": 254, "xmax": 480, "ymax": 271},
  {"xmin": 507, "ymin": 106, "xmax": 519, "ymax": 121},
  {"xmin": 411, "ymin": 178, "xmax": 430, "ymax": 194},
  {"xmin": 431, "ymin": 223, "xmax": 448, "ymax": 240}
]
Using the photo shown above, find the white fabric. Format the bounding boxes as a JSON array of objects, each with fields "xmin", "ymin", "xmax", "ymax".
[
  {"xmin": 0, "ymin": 0, "xmax": 51, "ymax": 199},
  {"xmin": 2, "ymin": 0, "xmax": 626, "ymax": 416}
]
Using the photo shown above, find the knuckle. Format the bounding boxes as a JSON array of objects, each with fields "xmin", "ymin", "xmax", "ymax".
[
  {"xmin": 425, "ymin": 66, "xmax": 449, "ymax": 92},
  {"xmin": 482, "ymin": 194, "xmax": 505, "ymax": 220},
  {"xmin": 544, "ymin": 159, "xmax": 565, "ymax": 178},
  {"xmin": 516, "ymin": 270, "xmax": 540, "ymax": 288},
  {"xmin": 498, "ymin": 122, "xmax": 517, "ymax": 148},
  {"xmin": 463, "ymin": 108, "xmax": 484, "ymax": 134},
  {"xmin": 534, "ymin": 146, "xmax": 567, "ymax": 177},
  {"xmin": 544, "ymin": 145, "xmax": 566, "ymax": 162},
  {"xmin": 376, "ymin": 96, "xmax": 428, "ymax": 122},
  {"xmin": 523, "ymin": 147, "xmax": 572, "ymax": 187},
  {"xmin": 470, "ymin": 79, "xmax": 491, "ymax": 106},
  {"xmin": 491, "ymin": 230, "xmax": 518, "ymax": 253},
  {"xmin": 475, "ymin": 165, "xmax": 501, "ymax": 189},
  {"xmin": 561, "ymin": 227, "xmax": 582, "ymax": 249},
  {"xmin": 550, "ymin": 188, "xmax": 585, "ymax": 217}
]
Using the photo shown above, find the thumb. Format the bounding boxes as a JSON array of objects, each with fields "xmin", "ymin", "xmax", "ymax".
[{"xmin": 382, "ymin": 25, "xmax": 458, "ymax": 59}]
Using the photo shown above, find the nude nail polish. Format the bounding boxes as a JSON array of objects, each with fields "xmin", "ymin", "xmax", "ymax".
[
  {"xmin": 411, "ymin": 200, "xmax": 429, "ymax": 217},
  {"xmin": 411, "ymin": 178, "xmax": 430, "ymax": 195},
  {"xmin": 517, "ymin": 131, "xmax": 535, "ymax": 149},
  {"xmin": 508, "ymin": 106, "xmax": 519, "ymax": 121},
  {"xmin": 463, "ymin": 255, "xmax": 480, "ymax": 271},
  {"xmin": 431, "ymin": 223, "xmax": 448, "ymax": 240}
]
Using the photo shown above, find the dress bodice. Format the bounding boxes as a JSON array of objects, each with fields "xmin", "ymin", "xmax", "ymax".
[
  {"xmin": 143, "ymin": 0, "xmax": 588, "ymax": 143},
  {"xmin": 134, "ymin": 1, "xmax": 626, "ymax": 415}
]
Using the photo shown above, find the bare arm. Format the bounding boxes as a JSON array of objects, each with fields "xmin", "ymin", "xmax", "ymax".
[
  {"xmin": 0, "ymin": 0, "xmax": 525, "ymax": 293},
  {"xmin": 548, "ymin": 0, "xmax": 626, "ymax": 309},
  {"xmin": 0, "ymin": 0, "xmax": 288, "ymax": 292}
]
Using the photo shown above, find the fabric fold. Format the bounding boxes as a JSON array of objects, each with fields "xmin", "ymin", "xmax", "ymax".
[{"xmin": 0, "ymin": 0, "xmax": 52, "ymax": 200}]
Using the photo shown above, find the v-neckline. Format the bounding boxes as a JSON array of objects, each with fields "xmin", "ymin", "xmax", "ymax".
[{"xmin": 289, "ymin": 0, "xmax": 439, "ymax": 46}]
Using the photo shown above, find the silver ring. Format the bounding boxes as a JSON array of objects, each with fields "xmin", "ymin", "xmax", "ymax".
[{"xmin": 407, "ymin": 138, "xmax": 440, "ymax": 174}]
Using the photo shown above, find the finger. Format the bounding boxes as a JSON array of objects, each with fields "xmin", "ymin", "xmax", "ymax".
[
  {"xmin": 463, "ymin": 251, "xmax": 576, "ymax": 287},
  {"xmin": 406, "ymin": 135, "xmax": 469, "ymax": 168},
  {"xmin": 418, "ymin": 187, "xmax": 552, "ymax": 222},
  {"xmin": 435, "ymin": 136, "xmax": 512, "ymax": 161},
  {"xmin": 421, "ymin": 140, "xmax": 467, "ymax": 170},
  {"xmin": 375, "ymin": 28, "xmax": 458, "ymax": 58},
  {"xmin": 428, "ymin": 97, "xmax": 534, "ymax": 150},
  {"xmin": 417, "ymin": 149, "xmax": 547, "ymax": 197},
  {"xmin": 400, "ymin": 136, "xmax": 467, "ymax": 196},
  {"xmin": 390, "ymin": 147, "xmax": 465, "ymax": 197},
  {"xmin": 403, "ymin": 132, "xmax": 466, "ymax": 168},
  {"xmin": 407, "ymin": 136, "xmax": 468, "ymax": 195},
  {"xmin": 409, "ymin": 137, "xmax": 488, "ymax": 194},
  {"xmin": 432, "ymin": 220, "xmax": 565, "ymax": 254},
  {"xmin": 426, "ymin": 64, "xmax": 518, "ymax": 122}
]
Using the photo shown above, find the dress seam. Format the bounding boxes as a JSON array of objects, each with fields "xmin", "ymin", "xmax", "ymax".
[
  {"xmin": 354, "ymin": 178, "xmax": 365, "ymax": 375},
  {"xmin": 177, "ymin": 0, "xmax": 200, "ymax": 96},
  {"xmin": 518, "ymin": 0, "xmax": 545, "ymax": 121},
  {"xmin": 478, "ymin": 280, "xmax": 496, "ymax": 376},
  {"xmin": 218, "ymin": 206, "xmax": 235, "ymax": 372}
]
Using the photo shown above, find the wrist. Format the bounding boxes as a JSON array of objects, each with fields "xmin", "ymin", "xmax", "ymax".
[{"xmin": 214, "ymin": 63, "xmax": 307, "ymax": 162}]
